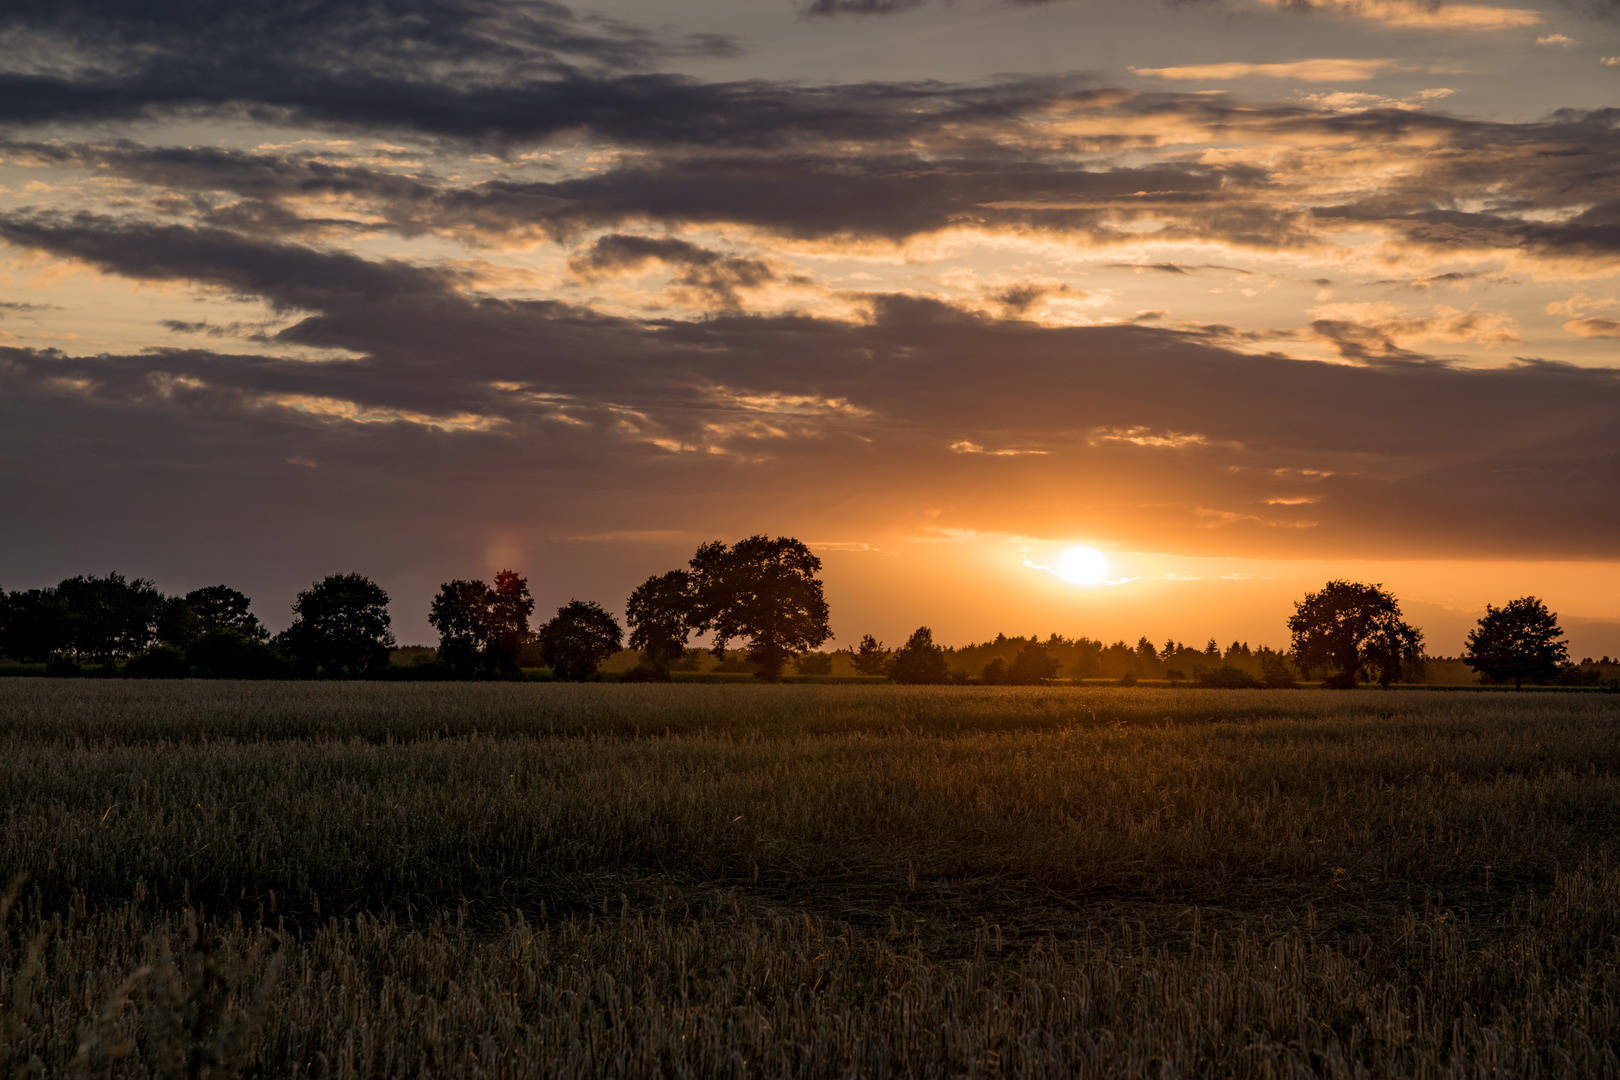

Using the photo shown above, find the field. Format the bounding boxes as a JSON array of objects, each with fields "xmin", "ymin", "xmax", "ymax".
[{"xmin": 3, "ymin": 682, "xmax": 1619, "ymax": 1077}]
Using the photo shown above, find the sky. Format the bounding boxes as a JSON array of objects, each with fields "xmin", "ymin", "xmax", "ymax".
[{"xmin": 3, "ymin": 0, "xmax": 1620, "ymax": 656}]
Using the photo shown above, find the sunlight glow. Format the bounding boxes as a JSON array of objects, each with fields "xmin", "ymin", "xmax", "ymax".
[{"xmin": 1056, "ymin": 546, "xmax": 1110, "ymax": 585}]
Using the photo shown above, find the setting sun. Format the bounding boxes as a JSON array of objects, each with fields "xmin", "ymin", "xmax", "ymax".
[{"xmin": 1057, "ymin": 546, "xmax": 1110, "ymax": 586}]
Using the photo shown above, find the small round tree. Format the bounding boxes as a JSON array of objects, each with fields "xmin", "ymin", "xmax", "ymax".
[
  {"xmin": 1462, "ymin": 596, "xmax": 1568, "ymax": 689},
  {"xmin": 539, "ymin": 600, "xmax": 623, "ymax": 681}
]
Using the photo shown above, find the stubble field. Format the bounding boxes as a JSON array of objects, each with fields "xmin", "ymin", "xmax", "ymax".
[{"xmin": 3, "ymin": 681, "xmax": 1618, "ymax": 1077}]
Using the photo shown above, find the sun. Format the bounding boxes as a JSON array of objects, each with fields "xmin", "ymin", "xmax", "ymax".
[{"xmin": 1055, "ymin": 545, "xmax": 1110, "ymax": 585}]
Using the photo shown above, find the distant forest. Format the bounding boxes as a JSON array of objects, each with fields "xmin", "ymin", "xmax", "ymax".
[{"xmin": 3, "ymin": 536, "xmax": 1616, "ymax": 688}]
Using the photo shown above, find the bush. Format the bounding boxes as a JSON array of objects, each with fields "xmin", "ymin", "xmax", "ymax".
[
  {"xmin": 981, "ymin": 657, "xmax": 1008, "ymax": 685},
  {"xmin": 621, "ymin": 664, "xmax": 671, "ymax": 683},
  {"xmin": 123, "ymin": 646, "xmax": 192, "ymax": 679},
  {"xmin": 188, "ymin": 629, "xmax": 293, "ymax": 679},
  {"xmin": 795, "ymin": 651, "xmax": 834, "ymax": 676},
  {"xmin": 43, "ymin": 654, "xmax": 80, "ymax": 678},
  {"xmin": 1198, "ymin": 664, "xmax": 1263, "ymax": 689},
  {"xmin": 1117, "ymin": 671, "xmax": 1138, "ymax": 687},
  {"xmin": 1259, "ymin": 652, "xmax": 1299, "ymax": 689}
]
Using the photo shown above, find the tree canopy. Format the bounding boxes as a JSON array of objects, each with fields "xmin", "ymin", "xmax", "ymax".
[
  {"xmin": 888, "ymin": 626, "xmax": 950, "ymax": 685},
  {"xmin": 686, "ymin": 536, "xmax": 832, "ymax": 683},
  {"xmin": 850, "ymin": 634, "xmax": 890, "ymax": 676},
  {"xmin": 1463, "ymin": 596, "xmax": 1568, "ymax": 689},
  {"xmin": 539, "ymin": 600, "xmax": 623, "ymax": 681},
  {"xmin": 281, "ymin": 572, "xmax": 395, "ymax": 678},
  {"xmin": 1287, "ymin": 580, "xmax": 1423, "ymax": 688},
  {"xmin": 625, "ymin": 570, "xmax": 693, "ymax": 679}
]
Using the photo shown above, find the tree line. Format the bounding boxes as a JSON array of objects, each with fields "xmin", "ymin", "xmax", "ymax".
[{"xmin": 0, "ymin": 547, "xmax": 1596, "ymax": 689}]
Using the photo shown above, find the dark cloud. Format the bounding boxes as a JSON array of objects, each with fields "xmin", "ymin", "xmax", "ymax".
[
  {"xmin": 568, "ymin": 233, "xmax": 780, "ymax": 308},
  {"xmin": 0, "ymin": 0, "xmax": 744, "ymax": 142},
  {"xmin": 2, "ymin": 211, "xmax": 1617, "ymax": 564}
]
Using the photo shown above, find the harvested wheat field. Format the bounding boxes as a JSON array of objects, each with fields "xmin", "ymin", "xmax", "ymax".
[{"xmin": 3, "ymin": 681, "xmax": 1619, "ymax": 1077}]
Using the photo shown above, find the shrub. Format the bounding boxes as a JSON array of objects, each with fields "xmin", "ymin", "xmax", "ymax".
[
  {"xmin": 1198, "ymin": 664, "xmax": 1263, "ymax": 689},
  {"xmin": 794, "ymin": 652, "xmax": 833, "ymax": 676},
  {"xmin": 123, "ymin": 646, "xmax": 191, "ymax": 679},
  {"xmin": 43, "ymin": 654, "xmax": 79, "ymax": 678}
]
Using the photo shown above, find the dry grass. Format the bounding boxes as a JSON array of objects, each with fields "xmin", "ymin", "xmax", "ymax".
[{"xmin": 3, "ymin": 682, "xmax": 1618, "ymax": 1077}]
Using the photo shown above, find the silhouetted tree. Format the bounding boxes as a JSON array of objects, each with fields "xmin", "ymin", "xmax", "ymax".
[
  {"xmin": 280, "ymin": 572, "xmax": 394, "ymax": 678},
  {"xmin": 1258, "ymin": 649, "xmax": 1298, "ymax": 689},
  {"xmin": 486, "ymin": 570, "xmax": 535, "ymax": 672},
  {"xmin": 686, "ymin": 536, "xmax": 832, "ymax": 683},
  {"xmin": 429, "ymin": 578, "xmax": 495, "ymax": 678},
  {"xmin": 0, "ymin": 588, "xmax": 70, "ymax": 661},
  {"xmin": 1463, "ymin": 596, "xmax": 1568, "ymax": 689},
  {"xmin": 851, "ymin": 634, "xmax": 890, "ymax": 676},
  {"xmin": 625, "ymin": 570, "xmax": 693, "ymax": 679},
  {"xmin": 539, "ymin": 600, "xmax": 623, "ymax": 681},
  {"xmin": 888, "ymin": 626, "xmax": 950, "ymax": 684},
  {"xmin": 981, "ymin": 656, "xmax": 1009, "ymax": 685},
  {"xmin": 1135, "ymin": 637, "xmax": 1161, "ymax": 677},
  {"xmin": 154, "ymin": 596, "xmax": 200, "ymax": 649},
  {"xmin": 185, "ymin": 585, "xmax": 265, "ymax": 636},
  {"xmin": 1288, "ymin": 580, "xmax": 1423, "ymax": 688},
  {"xmin": 56, "ymin": 573, "xmax": 163, "ymax": 662},
  {"xmin": 1007, "ymin": 641, "xmax": 1060, "ymax": 684}
]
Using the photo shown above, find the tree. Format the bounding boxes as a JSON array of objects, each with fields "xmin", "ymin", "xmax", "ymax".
[
  {"xmin": 429, "ymin": 578, "xmax": 495, "ymax": 678},
  {"xmin": 185, "ymin": 585, "xmax": 266, "ymax": 637},
  {"xmin": 686, "ymin": 536, "xmax": 832, "ymax": 683},
  {"xmin": 0, "ymin": 587, "xmax": 70, "ymax": 661},
  {"xmin": 281, "ymin": 572, "xmax": 395, "ymax": 677},
  {"xmin": 888, "ymin": 626, "xmax": 950, "ymax": 684},
  {"xmin": 56, "ymin": 573, "xmax": 164, "ymax": 662},
  {"xmin": 1258, "ymin": 649, "xmax": 1299, "ymax": 689},
  {"xmin": 154, "ymin": 595, "xmax": 202, "ymax": 649},
  {"xmin": 625, "ymin": 570, "xmax": 693, "ymax": 679},
  {"xmin": 1007, "ymin": 641, "xmax": 1060, "ymax": 684},
  {"xmin": 1287, "ymin": 580, "xmax": 1423, "ymax": 688},
  {"xmin": 1463, "ymin": 596, "xmax": 1569, "ymax": 689},
  {"xmin": 485, "ymin": 570, "xmax": 535, "ymax": 672},
  {"xmin": 538, "ymin": 600, "xmax": 623, "ymax": 681},
  {"xmin": 851, "ymin": 634, "xmax": 890, "ymax": 676}
]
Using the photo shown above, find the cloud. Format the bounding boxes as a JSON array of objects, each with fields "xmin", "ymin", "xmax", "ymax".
[
  {"xmin": 568, "ymin": 234, "xmax": 781, "ymax": 309},
  {"xmin": 0, "ymin": 0, "xmax": 744, "ymax": 142},
  {"xmin": 1308, "ymin": 302, "xmax": 1522, "ymax": 362},
  {"xmin": 805, "ymin": 0, "xmax": 1540, "ymax": 30},
  {"xmin": 1249, "ymin": 0, "xmax": 1539, "ymax": 29},
  {"xmin": 1131, "ymin": 59, "xmax": 1402, "ymax": 82},
  {"xmin": 1538, "ymin": 33, "xmax": 1578, "ymax": 43},
  {"xmin": 1564, "ymin": 316, "xmax": 1620, "ymax": 338},
  {"xmin": 3, "ymin": 215, "xmax": 1619, "ymax": 566}
]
